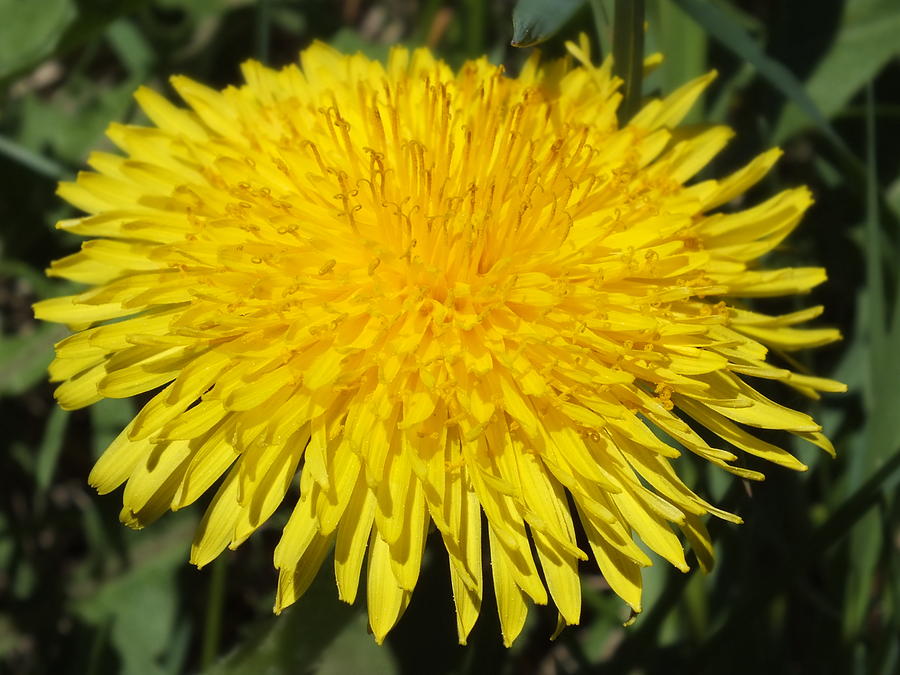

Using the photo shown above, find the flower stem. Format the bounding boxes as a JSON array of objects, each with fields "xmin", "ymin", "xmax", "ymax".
[
  {"xmin": 612, "ymin": 0, "xmax": 645, "ymax": 124},
  {"xmin": 201, "ymin": 556, "xmax": 228, "ymax": 669}
]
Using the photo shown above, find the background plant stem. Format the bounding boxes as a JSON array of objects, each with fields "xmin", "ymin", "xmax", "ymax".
[
  {"xmin": 201, "ymin": 556, "xmax": 228, "ymax": 669},
  {"xmin": 613, "ymin": 0, "xmax": 645, "ymax": 124}
]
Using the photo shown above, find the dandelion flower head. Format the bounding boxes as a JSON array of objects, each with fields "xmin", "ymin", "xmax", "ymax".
[{"xmin": 34, "ymin": 39, "xmax": 844, "ymax": 645}]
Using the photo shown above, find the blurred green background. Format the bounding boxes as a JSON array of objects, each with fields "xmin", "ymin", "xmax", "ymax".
[{"xmin": 1, "ymin": 1, "xmax": 898, "ymax": 673}]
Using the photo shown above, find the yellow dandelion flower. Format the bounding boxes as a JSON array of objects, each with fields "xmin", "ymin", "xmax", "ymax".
[{"xmin": 35, "ymin": 40, "xmax": 845, "ymax": 646}]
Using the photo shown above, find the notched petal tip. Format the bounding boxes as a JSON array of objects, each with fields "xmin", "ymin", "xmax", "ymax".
[
  {"xmin": 623, "ymin": 608, "xmax": 641, "ymax": 627},
  {"xmin": 119, "ymin": 506, "xmax": 144, "ymax": 530}
]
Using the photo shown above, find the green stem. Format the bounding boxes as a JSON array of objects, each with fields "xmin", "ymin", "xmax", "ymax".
[
  {"xmin": 612, "ymin": 0, "xmax": 645, "ymax": 124},
  {"xmin": 201, "ymin": 556, "xmax": 228, "ymax": 669}
]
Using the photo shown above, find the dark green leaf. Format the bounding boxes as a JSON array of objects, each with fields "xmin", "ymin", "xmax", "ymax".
[{"xmin": 511, "ymin": 0, "xmax": 586, "ymax": 47}]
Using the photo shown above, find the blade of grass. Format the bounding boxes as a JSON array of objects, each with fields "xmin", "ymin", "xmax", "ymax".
[
  {"xmin": 0, "ymin": 134, "xmax": 66, "ymax": 179},
  {"xmin": 842, "ymin": 81, "xmax": 889, "ymax": 646},
  {"xmin": 864, "ymin": 82, "xmax": 886, "ymax": 364},
  {"xmin": 653, "ymin": 0, "xmax": 706, "ymax": 122},
  {"xmin": 810, "ymin": 445, "xmax": 900, "ymax": 554},
  {"xmin": 878, "ymin": 497, "xmax": 900, "ymax": 675},
  {"xmin": 34, "ymin": 407, "xmax": 69, "ymax": 515},
  {"xmin": 773, "ymin": 1, "xmax": 900, "ymax": 143},
  {"xmin": 613, "ymin": 0, "xmax": 645, "ymax": 124},
  {"xmin": 672, "ymin": 0, "xmax": 849, "ymax": 156},
  {"xmin": 675, "ymin": 0, "xmax": 898, "ymax": 234}
]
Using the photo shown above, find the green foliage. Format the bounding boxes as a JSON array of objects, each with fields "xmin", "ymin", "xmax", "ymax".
[
  {"xmin": 74, "ymin": 523, "xmax": 191, "ymax": 675},
  {"xmin": 673, "ymin": 0, "xmax": 847, "ymax": 153},
  {"xmin": 0, "ymin": 0, "xmax": 77, "ymax": 81},
  {"xmin": 1, "ymin": 1, "xmax": 898, "ymax": 674},
  {"xmin": 611, "ymin": 0, "xmax": 645, "ymax": 122},
  {"xmin": 774, "ymin": 0, "xmax": 900, "ymax": 141},
  {"xmin": 511, "ymin": 0, "xmax": 586, "ymax": 47},
  {"xmin": 0, "ymin": 323, "xmax": 65, "ymax": 396},
  {"xmin": 206, "ymin": 567, "xmax": 397, "ymax": 675},
  {"xmin": 646, "ymin": 0, "xmax": 707, "ymax": 118}
]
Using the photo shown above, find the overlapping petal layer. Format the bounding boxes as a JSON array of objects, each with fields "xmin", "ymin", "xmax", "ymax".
[{"xmin": 35, "ymin": 40, "xmax": 843, "ymax": 645}]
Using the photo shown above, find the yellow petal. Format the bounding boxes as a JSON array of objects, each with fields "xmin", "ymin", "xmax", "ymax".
[
  {"xmin": 334, "ymin": 474, "xmax": 376, "ymax": 604},
  {"xmin": 121, "ymin": 439, "xmax": 193, "ymax": 527},
  {"xmin": 489, "ymin": 526, "xmax": 529, "ymax": 648},
  {"xmin": 577, "ymin": 502, "xmax": 644, "ymax": 612},
  {"xmin": 191, "ymin": 464, "xmax": 241, "ymax": 568},
  {"xmin": 274, "ymin": 532, "xmax": 333, "ymax": 614},
  {"xmin": 367, "ymin": 531, "xmax": 411, "ymax": 644},
  {"xmin": 89, "ymin": 417, "xmax": 146, "ymax": 494}
]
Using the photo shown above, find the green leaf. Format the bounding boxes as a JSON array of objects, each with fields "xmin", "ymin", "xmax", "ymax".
[
  {"xmin": 75, "ymin": 519, "xmax": 194, "ymax": 675},
  {"xmin": 839, "ymin": 83, "xmax": 898, "ymax": 641},
  {"xmin": 774, "ymin": 0, "xmax": 900, "ymax": 142},
  {"xmin": 511, "ymin": 0, "xmax": 586, "ymax": 47},
  {"xmin": 646, "ymin": 0, "xmax": 707, "ymax": 122},
  {"xmin": 205, "ymin": 567, "xmax": 397, "ymax": 675},
  {"xmin": 17, "ymin": 79, "xmax": 137, "ymax": 165},
  {"xmin": 329, "ymin": 28, "xmax": 391, "ymax": 63},
  {"xmin": 34, "ymin": 407, "xmax": 69, "ymax": 506},
  {"xmin": 0, "ymin": 0, "xmax": 77, "ymax": 80},
  {"xmin": 0, "ymin": 322, "xmax": 66, "ymax": 396},
  {"xmin": 0, "ymin": 0, "xmax": 150, "ymax": 82},
  {"xmin": 106, "ymin": 19, "xmax": 154, "ymax": 76}
]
